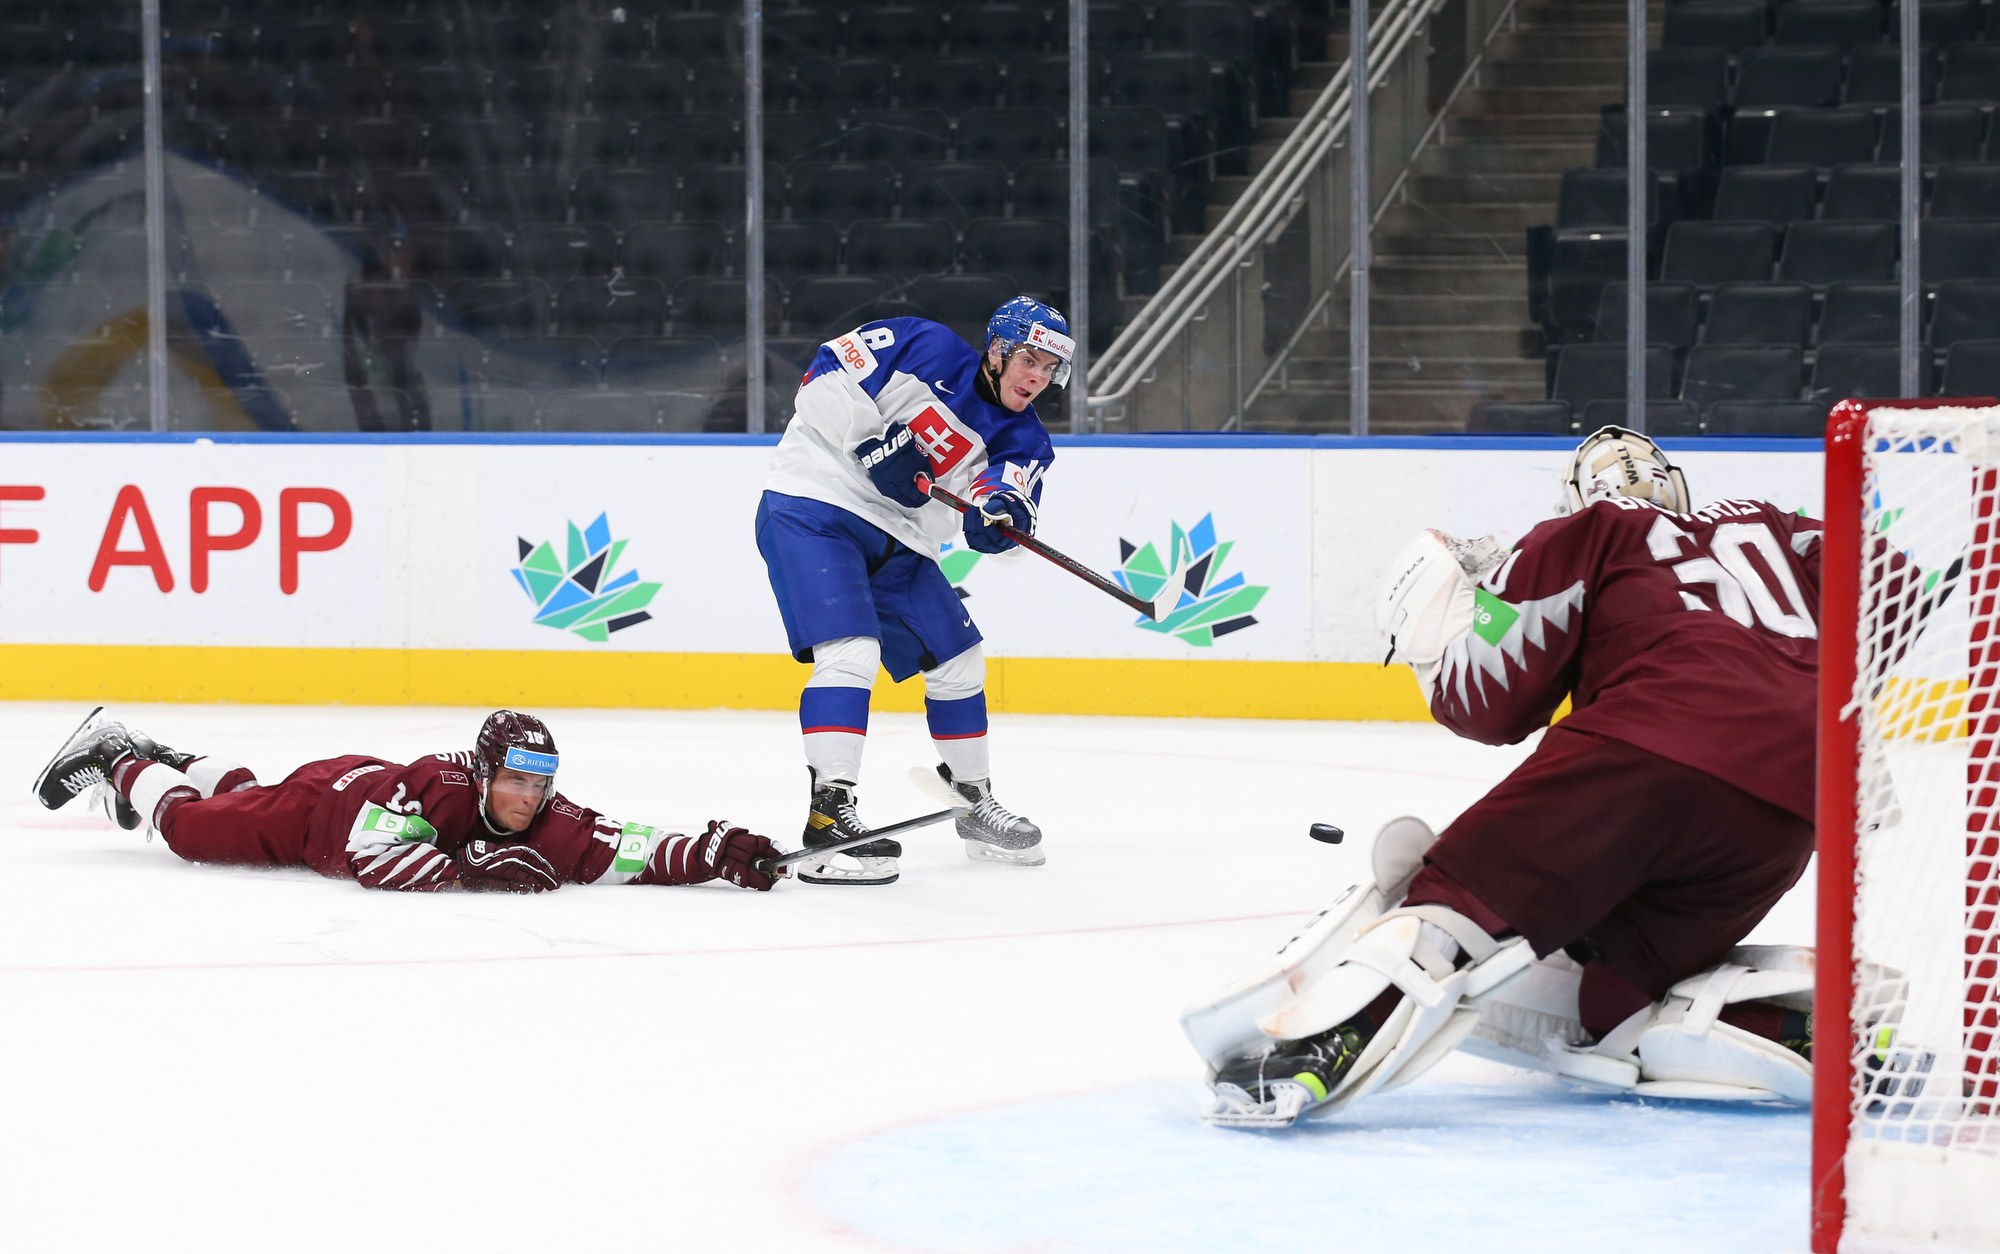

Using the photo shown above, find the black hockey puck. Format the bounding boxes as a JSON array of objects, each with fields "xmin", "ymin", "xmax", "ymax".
[{"xmin": 1308, "ymin": 822, "xmax": 1344, "ymax": 844}]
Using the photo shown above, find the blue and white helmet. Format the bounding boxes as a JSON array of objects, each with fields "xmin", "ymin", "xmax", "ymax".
[{"xmin": 985, "ymin": 296, "xmax": 1075, "ymax": 388}]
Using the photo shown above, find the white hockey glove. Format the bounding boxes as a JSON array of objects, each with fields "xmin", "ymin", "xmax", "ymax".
[{"xmin": 1376, "ymin": 531, "xmax": 1490, "ymax": 693}]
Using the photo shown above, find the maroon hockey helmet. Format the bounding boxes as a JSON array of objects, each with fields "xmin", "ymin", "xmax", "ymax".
[{"xmin": 473, "ymin": 709, "xmax": 560, "ymax": 817}]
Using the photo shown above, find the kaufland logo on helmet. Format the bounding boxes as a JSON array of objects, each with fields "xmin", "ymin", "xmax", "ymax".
[{"xmin": 1028, "ymin": 323, "xmax": 1075, "ymax": 360}]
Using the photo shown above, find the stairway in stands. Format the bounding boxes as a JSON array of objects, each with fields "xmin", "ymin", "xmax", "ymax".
[{"xmin": 1249, "ymin": 0, "xmax": 1658, "ymax": 432}]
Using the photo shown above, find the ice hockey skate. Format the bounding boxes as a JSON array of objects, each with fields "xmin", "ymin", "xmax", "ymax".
[
  {"xmin": 32, "ymin": 706, "xmax": 137, "ymax": 819},
  {"xmin": 1208, "ymin": 1020, "xmax": 1374, "ymax": 1128},
  {"xmin": 934, "ymin": 763, "xmax": 1044, "ymax": 866},
  {"xmin": 797, "ymin": 773, "xmax": 900, "ymax": 886}
]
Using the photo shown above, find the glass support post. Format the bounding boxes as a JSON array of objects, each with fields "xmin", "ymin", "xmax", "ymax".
[
  {"xmin": 142, "ymin": 0, "xmax": 168, "ymax": 432},
  {"xmin": 1899, "ymin": 0, "xmax": 1921, "ymax": 397},
  {"xmin": 1069, "ymin": 0, "xmax": 1089, "ymax": 432},
  {"xmin": 745, "ymin": 0, "xmax": 766, "ymax": 434},
  {"xmin": 1349, "ymin": 0, "xmax": 1371, "ymax": 435},
  {"xmin": 1625, "ymin": 0, "xmax": 1647, "ymax": 433}
]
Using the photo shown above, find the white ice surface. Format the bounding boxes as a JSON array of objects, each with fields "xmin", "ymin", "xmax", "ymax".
[{"xmin": 0, "ymin": 703, "xmax": 1815, "ymax": 1253}]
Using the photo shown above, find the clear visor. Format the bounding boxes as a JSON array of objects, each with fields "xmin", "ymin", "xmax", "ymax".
[
  {"xmin": 996, "ymin": 341, "xmax": 1072, "ymax": 388},
  {"xmin": 489, "ymin": 767, "xmax": 555, "ymax": 804}
]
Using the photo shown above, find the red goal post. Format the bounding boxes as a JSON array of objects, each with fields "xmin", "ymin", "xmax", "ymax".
[{"xmin": 1816, "ymin": 396, "xmax": 2000, "ymax": 1254}]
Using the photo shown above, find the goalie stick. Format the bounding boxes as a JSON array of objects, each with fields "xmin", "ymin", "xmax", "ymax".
[
  {"xmin": 920, "ymin": 478, "xmax": 1174, "ymax": 621},
  {"xmin": 754, "ymin": 801, "xmax": 970, "ymax": 876}
]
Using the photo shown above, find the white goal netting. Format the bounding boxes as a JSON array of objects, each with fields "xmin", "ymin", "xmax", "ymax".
[{"xmin": 1844, "ymin": 404, "xmax": 2000, "ymax": 1251}]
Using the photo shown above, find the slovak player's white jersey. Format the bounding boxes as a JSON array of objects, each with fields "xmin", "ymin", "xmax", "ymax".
[{"xmin": 765, "ymin": 317, "xmax": 1056, "ymax": 558}]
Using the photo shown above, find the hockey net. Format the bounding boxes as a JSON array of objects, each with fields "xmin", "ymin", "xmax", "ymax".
[{"xmin": 1818, "ymin": 398, "xmax": 2000, "ymax": 1253}]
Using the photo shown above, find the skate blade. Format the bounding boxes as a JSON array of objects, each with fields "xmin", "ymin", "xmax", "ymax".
[
  {"xmin": 963, "ymin": 839, "xmax": 1046, "ymax": 867},
  {"xmin": 31, "ymin": 705, "xmax": 107, "ymax": 809},
  {"xmin": 1201, "ymin": 1082, "xmax": 1311, "ymax": 1129},
  {"xmin": 796, "ymin": 854, "xmax": 900, "ymax": 886}
]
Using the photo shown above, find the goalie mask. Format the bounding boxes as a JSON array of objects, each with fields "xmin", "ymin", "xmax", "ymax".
[
  {"xmin": 1558, "ymin": 425, "xmax": 1690, "ymax": 516},
  {"xmin": 473, "ymin": 709, "xmax": 559, "ymax": 825}
]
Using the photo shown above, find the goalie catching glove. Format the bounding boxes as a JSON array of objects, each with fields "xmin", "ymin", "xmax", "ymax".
[{"xmin": 1376, "ymin": 530, "xmax": 1508, "ymax": 696}]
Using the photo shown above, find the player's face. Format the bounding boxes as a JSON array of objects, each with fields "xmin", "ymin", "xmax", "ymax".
[
  {"xmin": 486, "ymin": 767, "xmax": 549, "ymax": 832},
  {"xmin": 988, "ymin": 345, "xmax": 1059, "ymax": 412}
]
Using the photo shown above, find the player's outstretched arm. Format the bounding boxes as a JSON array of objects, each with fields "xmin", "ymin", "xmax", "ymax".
[
  {"xmin": 345, "ymin": 802, "xmax": 460, "ymax": 891},
  {"xmin": 553, "ymin": 809, "xmax": 784, "ymax": 891}
]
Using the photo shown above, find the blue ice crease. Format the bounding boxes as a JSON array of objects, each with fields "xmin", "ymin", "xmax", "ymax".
[{"xmin": 811, "ymin": 1078, "xmax": 1811, "ymax": 1254}]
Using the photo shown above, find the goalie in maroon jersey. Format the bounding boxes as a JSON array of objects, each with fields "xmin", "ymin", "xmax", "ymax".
[
  {"xmin": 31, "ymin": 707, "xmax": 784, "ymax": 894},
  {"xmin": 1198, "ymin": 426, "xmax": 1858, "ymax": 1125}
]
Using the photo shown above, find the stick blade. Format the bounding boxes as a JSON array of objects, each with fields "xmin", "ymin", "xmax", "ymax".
[{"xmin": 906, "ymin": 765, "xmax": 970, "ymax": 812}]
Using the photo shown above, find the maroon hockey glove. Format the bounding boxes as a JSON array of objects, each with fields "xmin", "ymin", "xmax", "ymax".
[
  {"xmin": 696, "ymin": 820, "xmax": 781, "ymax": 891},
  {"xmin": 457, "ymin": 839, "xmax": 561, "ymax": 893}
]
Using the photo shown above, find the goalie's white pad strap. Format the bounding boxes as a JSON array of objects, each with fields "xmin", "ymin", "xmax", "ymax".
[{"xmin": 1376, "ymin": 531, "xmax": 1477, "ymax": 668}]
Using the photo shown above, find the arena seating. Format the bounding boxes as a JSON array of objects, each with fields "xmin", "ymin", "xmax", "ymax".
[
  {"xmin": 0, "ymin": 1, "xmax": 1320, "ymax": 431},
  {"xmin": 1518, "ymin": 0, "xmax": 2000, "ymax": 435}
]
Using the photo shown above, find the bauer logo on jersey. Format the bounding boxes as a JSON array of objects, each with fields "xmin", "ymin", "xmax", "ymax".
[{"xmin": 909, "ymin": 405, "xmax": 972, "ymax": 476}]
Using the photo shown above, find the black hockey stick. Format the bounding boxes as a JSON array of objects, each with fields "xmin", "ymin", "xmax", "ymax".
[
  {"xmin": 755, "ymin": 802, "xmax": 969, "ymax": 876},
  {"xmin": 921, "ymin": 478, "xmax": 1172, "ymax": 621}
]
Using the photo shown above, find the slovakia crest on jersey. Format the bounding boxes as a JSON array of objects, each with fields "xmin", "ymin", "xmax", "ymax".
[{"xmin": 909, "ymin": 405, "xmax": 972, "ymax": 475}]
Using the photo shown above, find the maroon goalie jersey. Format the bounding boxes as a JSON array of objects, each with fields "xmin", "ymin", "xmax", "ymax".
[{"xmin": 1429, "ymin": 497, "xmax": 1822, "ymax": 820}]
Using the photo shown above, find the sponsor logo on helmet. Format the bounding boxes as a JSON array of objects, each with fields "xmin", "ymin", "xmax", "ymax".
[
  {"xmin": 1026, "ymin": 322, "xmax": 1075, "ymax": 362},
  {"xmin": 504, "ymin": 746, "xmax": 560, "ymax": 775}
]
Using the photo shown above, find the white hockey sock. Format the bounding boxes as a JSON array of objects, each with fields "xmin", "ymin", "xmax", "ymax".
[
  {"xmin": 933, "ymin": 734, "xmax": 989, "ymax": 784},
  {"xmin": 925, "ymin": 644, "xmax": 989, "ymax": 783},
  {"xmin": 126, "ymin": 761, "xmax": 199, "ymax": 829},
  {"xmin": 184, "ymin": 756, "xmax": 249, "ymax": 798},
  {"xmin": 803, "ymin": 636, "xmax": 879, "ymax": 788}
]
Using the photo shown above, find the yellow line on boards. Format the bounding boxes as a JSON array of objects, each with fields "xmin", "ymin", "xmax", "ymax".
[{"xmin": 0, "ymin": 645, "xmax": 1438, "ymax": 722}]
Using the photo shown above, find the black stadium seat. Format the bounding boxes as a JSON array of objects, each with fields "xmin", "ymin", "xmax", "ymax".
[
  {"xmin": 846, "ymin": 218, "xmax": 959, "ymax": 278},
  {"xmin": 1891, "ymin": 0, "xmax": 1984, "ymax": 45},
  {"xmin": 1594, "ymin": 282, "xmax": 1700, "ymax": 349},
  {"xmin": 897, "ymin": 55, "xmax": 1000, "ymax": 114},
  {"xmin": 1922, "ymin": 221, "xmax": 2000, "ymax": 283},
  {"xmin": 1809, "ymin": 342, "xmax": 1904, "ymax": 403},
  {"xmin": 962, "ymin": 217, "xmax": 1068, "ymax": 293},
  {"xmin": 448, "ymin": 278, "xmax": 550, "ymax": 337},
  {"xmin": 900, "ymin": 160, "xmax": 1009, "ymax": 224},
  {"xmin": 948, "ymin": 3, "xmax": 1050, "ymax": 58},
  {"xmin": 1712, "ymin": 165, "xmax": 1818, "ymax": 222},
  {"xmin": 1735, "ymin": 47, "xmax": 1846, "ymax": 108},
  {"xmin": 1663, "ymin": 2, "xmax": 1768, "ymax": 52},
  {"xmin": 1550, "ymin": 232, "xmax": 1630, "ymax": 338},
  {"xmin": 1557, "ymin": 167, "xmax": 1651, "ymax": 231},
  {"xmin": 1551, "ymin": 343, "xmax": 1673, "ymax": 406},
  {"xmin": 956, "ymin": 107, "xmax": 1062, "ymax": 168},
  {"xmin": 792, "ymin": 57, "xmax": 894, "ymax": 115},
  {"xmin": 860, "ymin": 6, "xmax": 948, "ymax": 59},
  {"xmin": 1704, "ymin": 400, "xmax": 1830, "ymax": 435},
  {"xmin": 764, "ymin": 111, "xmax": 844, "ymax": 165},
  {"xmin": 1941, "ymin": 45, "xmax": 2000, "ymax": 104},
  {"xmin": 1681, "ymin": 345, "xmax": 1805, "ymax": 407},
  {"xmin": 1596, "ymin": 108, "xmax": 1712, "ymax": 174},
  {"xmin": 1821, "ymin": 164, "xmax": 1902, "ymax": 219},
  {"xmin": 1817, "ymin": 283, "xmax": 1902, "ymax": 342},
  {"xmin": 844, "ymin": 109, "xmax": 950, "ymax": 167},
  {"xmin": 1705, "ymin": 283, "xmax": 1815, "ymax": 345},
  {"xmin": 1845, "ymin": 46, "xmax": 1940, "ymax": 106},
  {"xmin": 605, "ymin": 337, "xmax": 726, "ymax": 392},
  {"xmin": 591, "ymin": 60, "xmax": 689, "ymax": 119},
  {"xmin": 1773, "ymin": 0, "xmax": 1881, "ymax": 49},
  {"xmin": 572, "ymin": 168, "xmax": 676, "ymax": 229},
  {"xmin": 789, "ymin": 274, "xmax": 898, "ymax": 336},
  {"xmin": 1779, "ymin": 220, "xmax": 1898, "ymax": 284},
  {"xmin": 1466, "ymin": 400, "xmax": 1574, "ymax": 433},
  {"xmin": 636, "ymin": 113, "xmax": 741, "ymax": 168},
  {"xmin": 787, "ymin": 161, "xmax": 896, "ymax": 227},
  {"xmin": 1931, "ymin": 282, "xmax": 2000, "ymax": 349},
  {"xmin": 673, "ymin": 276, "xmax": 783, "ymax": 338},
  {"xmin": 512, "ymin": 224, "xmax": 618, "ymax": 283},
  {"xmin": 1944, "ymin": 341, "xmax": 2000, "ymax": 396},
  {"xmin": 1662, "ymin": 221, "xmax": 1778, "ymax": 285},
  {"xmin": 1582, "ymin": 399, "xmax": 1703, "ymax": 436},
  {"xmin": 1649, "ymin": 49, "xmax": 1730, "ymax": 110},
  {"xmin": 554, "ymin": 277, "xmax": 669, "ymax": 342},
  {"xmin": 1931, "ymin": 165, "xmax": 2000, "ymax": 218},
  {"xmin": 1876, "ymin": 106, "xmax": 1987, "ymax": 165},
  {"xmin": 764, "ymin": 220, "xmax": 844, "ymax": 278},
  {"xmin": 622, "ymin": 222, "xmax": 733, "ymax": 279},
  {"xmin": 911, "ymin": 272, "xmax": 1019, "ymax": 344},
  {"xmin": 679, "ymin": 164, "xmax": 753, "ymax": 223},
  {"xmin": 1004, "ymin": 54, "xmax": 1073, "ymax": 113},
  {"xmin": 1765, "ymin": 108, "xmax": 1879, "ymax": 167}
]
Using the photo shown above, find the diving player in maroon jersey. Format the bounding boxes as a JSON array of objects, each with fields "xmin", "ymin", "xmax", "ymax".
[
  {"xmin": 1202, "ymin": 426, "xmax": 1886, "ymax": 1123},
  {"xmin": 31, "ymin": 708, "xmax": 783, "ymax": 893}
]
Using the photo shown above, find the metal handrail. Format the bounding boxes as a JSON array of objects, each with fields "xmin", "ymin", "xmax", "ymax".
[{"xmin": 1085, "ymin": 0, "xmax": 1444, "ymax": 415}]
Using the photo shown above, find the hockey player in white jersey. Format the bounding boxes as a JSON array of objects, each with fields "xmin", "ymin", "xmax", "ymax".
[{"xmin": 756, "ymin": 297, "xmax": 1069, "ymax": 885}]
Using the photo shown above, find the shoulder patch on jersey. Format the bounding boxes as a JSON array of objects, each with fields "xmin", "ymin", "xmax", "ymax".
[
  {"xmin": 827, "ymin": 331, "xmax": 880, "ymax": 379},
  {"xmin": 331, "ymin": 763, "xmax": 385, "ymax": 791},
  {"xmin": 551, "ymin": 798, "xmax": 584, "ymax": 819},
  {"xmin": 440, "ymin": 770, "xmax": 470, "ymax": 786}
]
